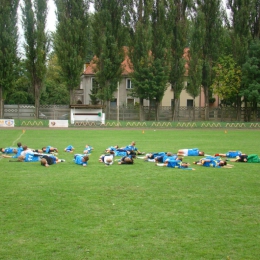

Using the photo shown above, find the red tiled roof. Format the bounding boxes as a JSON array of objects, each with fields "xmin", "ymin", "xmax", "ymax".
[{"xmin": 83, "ymin": 47, "xmax": 189, "ymax": 76}]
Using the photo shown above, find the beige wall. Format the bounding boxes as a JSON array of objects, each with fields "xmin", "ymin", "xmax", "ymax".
[{"xmin": 82, "ymin": 75, "xmax": 204, "ymax": 107}]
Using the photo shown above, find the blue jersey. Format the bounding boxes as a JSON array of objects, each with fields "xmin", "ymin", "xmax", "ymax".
[
  {"xmin": 124, "ymin": 145, "xmax": 137, "ymax": 151},
  {"xmin": 187, "ymin": 148, "xmax": 200, "ymax": 156},
  {"xmin": 115, "ymin": 150, "xmax": 127, "ymax": 156},
  {"xmin": 149, "ymin": 152, "xmax": 165, "ymax": 159},
  {"xmin": 226, "ymin": 151, "xmax": 242, "ymax": 158},
  {"xmin": 65, "ymin": 145, "xmax": 74, "ymax": 152},
  {"xmin": 165, "ymin": 159, "xmax": 194, "ymax": 170},
  {"xmin": 24, "ymin": 153, "xmax": 41, "ymax": 162},
  {"xmin": 201, "ymin": 157, "xmax": 221, "ymax": 168},
  {"xmin": 106, "ymin": 146, "xmax": 117, "ymax": 151},
  {"xmin": 84, "ymin": 146, "xmax": 93, "ymax": 153},
  {"xmin": 4, "ymin": 147, "xmax": 16, "ymax": 154},
  {"xmin": 162, "ymin": 154, "xmax": 178, "ymax": 162},
  {"xmin": 74, "ymin": 155, "xmax": 88, "ymax": 166},
  {"xmin": 45, "ymin": 146, "xmax": 51, "ymax": 153},
  {"xmin": 10, "ymin": 147, "xmax": 24, "ymax": 158}
]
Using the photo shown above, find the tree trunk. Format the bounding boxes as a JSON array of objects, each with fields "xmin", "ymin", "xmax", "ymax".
[
  {"xmin": 70, "ymin": 89, "xmax": 74, "ymax": 105},
  {"xmin": 139, "ymin": 98, "xmax": 144, "ymax": 121},
  {"xmin": 173, "ymin": 98, "xmax": 179, "ymax": 121},
  {"xmin": 105, "ymin": 100, "xmax": 110, "ymax": 120},
  {"xmin": 203, "ymin": 86, "xmax": 209, "ymax": 120},
  {"xmin": 35, "ymin": 84, "xmax": 41, "ymax": 119},
  {"xmin": 193, "ymin": 99, "xmax": 195, "ymax": 121},
  {"xmin": 155, "ymin": 101, "xmax": 160, "ymax": 121},
  {"xmin": 0, "ymin": 86, "xmax": 3, "ymax": 118},
  {"xmin": 236, "ymin": 94, "xmax": 241, "ymax": 121}
]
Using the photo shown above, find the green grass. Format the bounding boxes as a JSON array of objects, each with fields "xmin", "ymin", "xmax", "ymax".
[{"xmin": 0, "ymin": 129, "xmax": 260, "ymax": 259}]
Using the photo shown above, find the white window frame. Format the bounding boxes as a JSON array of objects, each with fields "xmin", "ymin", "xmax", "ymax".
[
  {"xmin": 126, "ymin": 78, "xmax": 133, "ymax": 89},
  {"xmin": 126, "ymin": 98, "xmax": 135, "ymax": 106}
]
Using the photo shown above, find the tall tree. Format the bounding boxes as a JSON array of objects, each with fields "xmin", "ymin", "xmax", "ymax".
[
  {"xmin": 150, "ymin": 0, "xmax": 170, "ymax": 121},
  {"xmin": 241, "ymin": 40, "xmax": 260, "ymax": 120},
  {"xmin": 193, "ymin": 0, "xmax": 224, "ymax": 120},
  {"xmin": 22, "ymin": 0, "xmax": 49, "ymax": 118},
  {"xmin": 227, "ymin": 0, "xmax": 252, "ymax": 119},
  {"xmin": 54, "ymin": 0, "xmax": 90, "ymax": 104},
  {"xmin": 211, "ymin": 55, "xmax": 242, "ymax": 105},
  {"xmin": 167, "ymin": 0, "xmax": 193, "ymax": 121},
  {"xmin": 0, "ymin": 0, "xmax": 19, "ymax": 117},
  {"xmin": 41, "ymin": 53, "xmax": 70, "ymax": 104},
  {"xmin": 249, "ymin": 0, "xmax": 260, "ymax": 39},
  {"xmin": 92, "ymin": 0, "xmax": 126, "ymax": 117},
  {"xmin": 186, "ymin": 52, "xmax": 203, "ymax": 120},
  {"xmin": 128, "ymin": 0, "xmax": 154, "ymax": 121}
]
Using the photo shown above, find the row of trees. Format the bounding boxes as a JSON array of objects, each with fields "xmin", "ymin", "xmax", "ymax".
[{"xmin": 0, "ymin": 0, "xmax": 260, "ymax": 120}]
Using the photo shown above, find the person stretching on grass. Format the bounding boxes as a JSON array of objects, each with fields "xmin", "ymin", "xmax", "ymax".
[
  {"xmin": 105, "ymin": 145, "xmax": 119, "ymax": 153},
  {"xmin": 118, "ymin": 155, "xmax": 134, "ymax": 165},
  {"xmin": 193, "ymin": 157, "xmax": 233, "ymax": 168},
  {"xmin": 156, "ymin": 158, "xmax": 195, "ymax": 170},
  {"xmin": 99, "ymin": 152, "xmax": 114, "ymax": 166},
  {"xmin": 214, "ymin": 150, "xmax": 243, "ymax": 158},
  {"xmin": 41, "ymin": 155, "xmax": 65, "ymax": 167},
  {"xmin": 137, "ymin": 152, "xmax": 166, "ymax": 161},
  {"xmin": 73, "ymin": 154, "xmax": 89, "ymax": 167},
  {"xmin": 64, "ymin": 145, "xmax": 75, "ymax": 153},
  {"xmin": 229, "ymin": 154, "xmax": 260, "ymax": 163},
  {"xmin": 83, "ymin": 144, "xmax": 94, "ymax": 154},
  {"xmin": 177, "ymin": 148, "xmax": 204, "ymax": 156},
  {"xmin": 154, "ymin": 152, "xmax": 180, "ymax": 164}
]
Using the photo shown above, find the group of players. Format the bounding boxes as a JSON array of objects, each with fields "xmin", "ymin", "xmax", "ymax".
[{"xmin": 1, "ymin": 142, "xmax": 259, "ymax": 168}]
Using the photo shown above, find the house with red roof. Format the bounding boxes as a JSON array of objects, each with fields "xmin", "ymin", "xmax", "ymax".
[{"xmin": 78, "ymin": 47, "xmax": 211, "ymax": 108}]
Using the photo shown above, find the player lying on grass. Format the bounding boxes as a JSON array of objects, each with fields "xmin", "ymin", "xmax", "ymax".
[
  {"xmin": 116, "ymin": 141, "xmax": 145, "ymax": 155},
  {"xmin": 64, "ymin": 145, "xmax": 75, "ymax": 153},
  {"xmin": 40, "ymin": 155, "xmax": 65, "ymax": 167},
  {"xmin": 156, "ymin": 158, "xmax": 195, "ymax": 170},
  {"xmin": 137, "ymin": 152, "xmax": 166, "ymax": 161},
  {"xmin": 34, "ymin": 146, "xmax": 58, "ymax": 154},
  {"xmin": 83, "ymin": 144, "xmax": 94, "ymax": 154},
  {"xmin": 214, "ymin": 150, "xmax": 244, "ymax": 158},
  {"xmin": 229, "ymin": 154, "xmax": 260, "ymax": 163},
  {"xmin": 99, "ymin": 152, "xmax": 114, "ymax": 166},
  {"xmin": 73, "ymin": 154, "xmax": 89, "ymax": 166},
  {"xmin": 117, "ymin": 155, "xmax": 134, "ymax": 165},
  {"xmin": 177, "ymin": 148, "xmax": 204, "ymax": 156},
  {"xmin": 193, "ymin": 157, "xmax": 233, "ymax": 168},
  {"xmin": 154, "ymin": 152, "xmax": 181, "ymax": 163}
]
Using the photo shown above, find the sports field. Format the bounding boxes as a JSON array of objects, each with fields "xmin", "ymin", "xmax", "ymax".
[{"xmin": 0, "ymin": 128, "xmax": 259, "ymax": 259}]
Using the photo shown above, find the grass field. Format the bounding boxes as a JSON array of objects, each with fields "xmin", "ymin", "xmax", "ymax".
[{"xmin": 0, "ymin": 128, "xmax": 260, "ymax": 260}]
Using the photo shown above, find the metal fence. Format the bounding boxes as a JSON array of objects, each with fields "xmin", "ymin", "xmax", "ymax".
[
  {"xmin": 3, "ymin": 104, "xmax": 260, "ymax": 122},
  {"xmin": 4, "ymin": 105, "xmax": 70, "ymax": 120}
]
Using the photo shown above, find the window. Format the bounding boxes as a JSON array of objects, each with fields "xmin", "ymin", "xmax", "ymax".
[
  {"xmin": 110, "ymin": 98, "xmax": 117, "ymax": 107},
  {"xmin": 187, "ymin": 99, "xmax": 193, "ymax": 107},
  {"xmin": 149, "ymin": 99, "xmax": 156, "ymax": 107},
  {"xmin": 91, "ymin": 78, "xmax": 99, "ymax": 94},
  {"xmin": 127, "ymin": 98, "xmax": 134, "ymax": 107},
  {"xmin": 126, "ymin": 79, "xmax": 133, "ymax": 89}
]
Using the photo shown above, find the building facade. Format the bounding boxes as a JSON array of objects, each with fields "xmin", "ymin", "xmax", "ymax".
[{"xmin": 80, "ymin": 48, "xmax": 211, "ymax": 108}]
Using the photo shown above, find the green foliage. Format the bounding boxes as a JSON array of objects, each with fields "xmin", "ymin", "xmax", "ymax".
[
  {"xmin": 186, "ymin": 54, "xmax": 203, "ymax": 100},
  {"xmin": 54, "ymin": 0, "xmax": 90, "ymax": 103},
  {"xmin": 5, "ymin": 60, "xmax": 34, "ymax": 104},
  {"xmin": 241, "ymin": 40, "xmax": 260, "ymax": 106},
  {"xmin": 41, "ymin": 53, "xmax": 69, "ymax": 105},
  {"xmin": 211, "ymin": 55, "xmax": 242, "ymax": 100},
  {"xmin": 128, "ymin": 1, "xmax": 153, "ymax": 102},
  {"xmin": 21, "ymin": 0, "xmax": 49, "ymax": 116},
  {"xmin": 1, "ymin": 129, "xmax": 260, "ymax": 259},
  {"xmin": 168, "ymin": 0, "xmax": 192, "ymax": 100},
  {"xmin": 92, "ymin": 0, "xmax": 126, "ymax": 102},
  {"xmin": 0, "ymin": 0, "xmax": 19, "ymax": 109}
]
